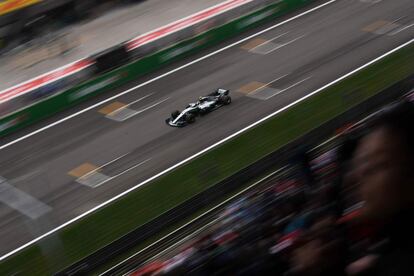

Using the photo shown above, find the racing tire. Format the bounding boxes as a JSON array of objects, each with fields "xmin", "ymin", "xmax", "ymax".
[
  {"xmin": 185, "ymin": 114, "xmax": 196, "ymax": 124},
  {"xmin": 171, "ymin": 110, "xmax": 180, "ymax": 119},
  {"xmin": 221, "ymin": 95, "xmax": 231, "ymax": 105}
]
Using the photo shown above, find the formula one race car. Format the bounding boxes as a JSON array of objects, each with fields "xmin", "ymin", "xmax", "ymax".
[{"xmin": 166, "ymin": 88, "xmax": 231, "ymax": 127}]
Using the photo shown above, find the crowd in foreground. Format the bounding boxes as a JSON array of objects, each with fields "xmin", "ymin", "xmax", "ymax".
[{"xmin": 131, "ymin": 92, "xmax": 414, "ymax": 276}]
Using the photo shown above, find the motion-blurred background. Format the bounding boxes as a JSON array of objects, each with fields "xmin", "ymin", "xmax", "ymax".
[{"xmin": 0, "ymin": 0, "xmax": 413, "ymax": 275}]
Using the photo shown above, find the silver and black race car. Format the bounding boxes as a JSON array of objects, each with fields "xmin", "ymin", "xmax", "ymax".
[{"xmin": 166, "ymin": 88, "xmax": 231, "ymax": 127}]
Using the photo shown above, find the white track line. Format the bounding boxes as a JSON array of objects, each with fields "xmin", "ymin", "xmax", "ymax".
[
  {"xmin": 110, "ymin": 97, "xmax": 170, "ymax": 122},
  {"xmin": 268, "ymin": 74, "xmax": 289, "ymax": 85},
  {"xmin": 249, "ymin": 74, "xmax": 288, "ymax": 94},
  {"xmin": 106, "ymin": 94, "xmax": 154, "ymax": 116},
  {"xmin": 0, "ymin": 0, "xmax": 338, "ymax": 151},
  {"xmin": 4, "ymin": 1, "xmax": 410, "ymax": 262},
  {"xmin": 111, "ymin": 159, "xmax": 151, "ymax": 179},
  {"xmin": 280, "ymin": 77, "xmax": 311, "ymax": 92},
  {"xmin": 249, "ymin": 32, "xmax": 288, "ymax": 51},
  {"xmin": 263, "ymin": 77, "xmax": 311, "ymax": 100},
  {"xmin": 132, "ymin": 98, "xmax": 170, "ymax": 116},
  {"xmin": 264, "ymin": 34, "xmax": 306, "ymax": 54},
  {"xmin": 101, "ymin": 166, "xmax": 287, "ymax": 276},
  {"xmin": 127, "ymin": 93, "xmax": 154, "ymax": 106},
  {"xmin": 92, "ymin": 159, "xmax": 151, "ymax": 188},
  {"xmin": 269, "ymin": 32, "xmax": 289, "ymax": 42},
  {"xmin": 102, "ymin": 153, "xmax": 130, "ymax": 167},
  {"xmin": 78, "ymin": 153, "xmax": 130, "ymax": 180},
  {"xmin": 389, "ymin": 23, "xmax": 414, "ymax": 35}
]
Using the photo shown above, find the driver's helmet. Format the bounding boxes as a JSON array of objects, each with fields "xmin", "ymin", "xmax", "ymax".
[{"xmin": 199, "ymin": 96, "xmax": 203, "ymax": 101}]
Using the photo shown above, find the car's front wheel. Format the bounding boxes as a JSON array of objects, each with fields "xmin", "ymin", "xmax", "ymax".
[
  {"xmin": 171, "ymin": 110, "xmax": 180, "ymax": 119},
  {"xmin": 185, "ymin": 114, "xmax": 196, "ymax": 124}
]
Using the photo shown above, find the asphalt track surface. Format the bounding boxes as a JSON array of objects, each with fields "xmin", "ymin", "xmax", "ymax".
[{"xmin": 0, "ymin": 0, "xmax": 413, "ymax": 257}]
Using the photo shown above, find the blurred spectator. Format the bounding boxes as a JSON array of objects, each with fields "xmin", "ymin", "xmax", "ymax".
[{"xmin": 346, "ymin": 100, "xmax": 414, "ymax": 275}]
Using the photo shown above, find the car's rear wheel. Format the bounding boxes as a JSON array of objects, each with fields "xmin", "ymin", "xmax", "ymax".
[
  {"xmin": 171, "ymin": 110, "xmax": 180, "ymax": 119},
  {"xmin": 185, "ymin": 114, "xmax": 196, "ymax": 124},
  {"xmin": 220, "ymin": 95, "xmax": 231, "ymax": 105}
]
